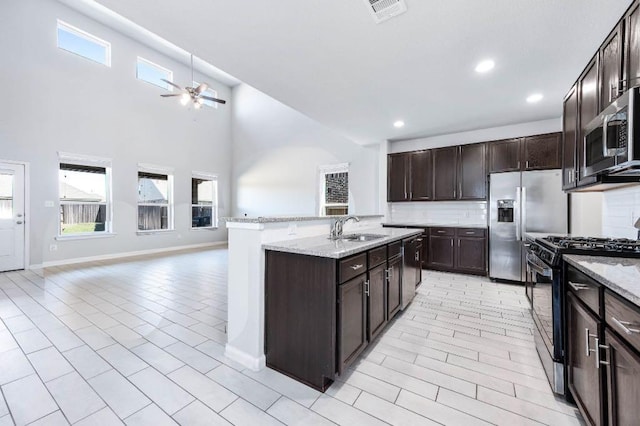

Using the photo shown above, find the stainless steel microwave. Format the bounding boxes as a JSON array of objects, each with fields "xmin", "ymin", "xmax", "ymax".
[{"xmin": 583, "ymin": 87, "xmax": 640, "ymax": 177}]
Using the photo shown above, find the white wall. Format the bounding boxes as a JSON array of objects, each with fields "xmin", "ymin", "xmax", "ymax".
[
  {"xmin": 602, "ymin": 186, "xmax": 640, "ymax": 239},
  {"xmin": 230, "ymin": 84, "xmax": 380, "ymax": 217},
  {"xmin": 0, "ymin": 0, "xmax": 232, "ymax": 267}
]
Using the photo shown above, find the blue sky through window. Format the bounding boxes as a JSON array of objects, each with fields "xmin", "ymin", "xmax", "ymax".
[
  {"xmin": 57, "ymin": 22, "xmax": 109, "ymax": 66},
  {"xmin": 137, "ymin": 58, "xmax": 172, "ymax": 90}
]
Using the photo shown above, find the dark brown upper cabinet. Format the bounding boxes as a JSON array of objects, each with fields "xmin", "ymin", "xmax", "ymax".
[
  {"xmin": 489, "ymin": 138, "xmax": 521, "ymax": 173},
  {"xmin": 409, "ymin": 150, "xmax": 432, "ymax": 201},
  {"xmin": 387, "ymin": 153, "xmax": 409, "ymax": 202},
  {"xmin": 522, "ymin": 133, "xmax": 562, "ymax": 171},
  {"xmin": 625, "ymin": 1, "xmax": 640, "ymax": 91},
  {"xmin": 562, "ymin": 85, "xmax": 579, "ymax": 190},
  {"xmin": 577, "ymin": 54, "xmax": 600, "ymax": 187},
  {"xmin": 599, "ymin": 21, "xmax": 625, "ymax": 108},
  {"xmin": 432, "ymin": 146, "xmax": 458, "ymax": 201},
  {"xmin": 458, "ymin": 143, "xmax": 487, "ymax": 200}
]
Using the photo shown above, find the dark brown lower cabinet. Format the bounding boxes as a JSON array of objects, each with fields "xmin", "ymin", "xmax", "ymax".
[
  {"xmin": 338, "ymin": 274, "xmax": 367, "ymax": 375},
  {"xmin": 567, "ymin": 291, "xmax": 603, "ymax": 426},
  {"xmin": 429, "ymin": 235, "xmax": 455, "ymax": 269},
  {"xmin": 427, "ymin": 227, "xmax": 487, "ymax": 276},
  {"xmin": 367, "ymin": 264, "xmax": 387, "ymax": 341},
  {"xmin": 604, "ymin": 329, "xmax": 640, "ymax": 426},
  {"xmin": 456, "ymin": 237, "xmax": 487, "ymax": 274},
  {"xmin": 387, "ymin": 255, "xmax": 402, "ymax": 319}
]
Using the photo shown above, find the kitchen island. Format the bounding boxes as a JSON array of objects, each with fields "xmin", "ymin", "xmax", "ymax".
[{"xmin": 264, "ymin": 227, "xmax": 422, "ymax": 390}]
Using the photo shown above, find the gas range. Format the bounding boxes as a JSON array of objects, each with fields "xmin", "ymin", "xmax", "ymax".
[{"xmin": 529, "ymin": 235, "xmax": 640, "ymax": 267}]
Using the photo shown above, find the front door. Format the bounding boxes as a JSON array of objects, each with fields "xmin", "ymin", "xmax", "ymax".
[{"xmin": 0, "ymin": 163, "xmax": 25, "ymax": 271}]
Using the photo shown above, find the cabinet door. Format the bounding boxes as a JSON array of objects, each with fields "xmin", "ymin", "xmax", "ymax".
[
  {"xmin": 428, "ymin": 236, "xmax": 455, "ymax": 269},
  {"xmin": 338, "ymin": 274, "xmax": 367, "ymax": 375},
  {"xmin": 567, "ymin": 292, "xmax": 603, "ymax": 426},
  {"xmin": 420, "ymin": 232, "xmax": 429, "ymax": 269},
  {"xmin": 410, "ymin": 150, "xmax": 432, "ymax": 200},
  {"xmin": 388, "ymin": 153, "xmax": 409, "ymax": 202},
  {"xmin": 455, "ymin": 237, "xmax": 486, "ymax": 275},
  {"xmin": 459, "ymin": 143, "xmax": 487, "ymax": 200},
  {"xmin": 577, "ymin": 55, "xmax": 600, "ymax": 187},
  {"xmin": 563, "ymin": 85, "xmax": 578, "ymax": 189},
  {"xmin": 599, "ymin": 21, "xmax": 624, "ymax": 108},
  {"xmin": 368, "ymin": 264, "xmax": 387, "ymax": 341},
  {"xmin": 489, "ymin": 138, "xmax": 521, "ymax": 173},
  {"xmin": 523, "ymin": 133, "xmax": 562, "ymax": 171},
  {"xmin": 432, "ymin": 146, "xmax": 458, "ymax": 200},
  {"xmin": 626, "ymin": 1, "xmax": 640, "ymax": 92},
  {"xmin": 605, "ymin": 329, "xmax": 640, "ymax": 426},
  {"xmin": 387, "ymin": 255, "xmax": 402, "ymax": 319}
]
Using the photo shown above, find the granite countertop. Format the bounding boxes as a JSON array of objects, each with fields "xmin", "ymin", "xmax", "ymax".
[
  {"xmin": 263, "ymin": 227, "xmax": 422, "ymax": 259},
  {"xmin": 383, "ymin": 222, "xmax": 487, "ymax": 229},
  {"xmin": 564, "ymin": 255, "xmax": 640, "ymax": 306},
  {"xmin": 223, "ymin": 215, "xmax": 383, "ymax": 224}
]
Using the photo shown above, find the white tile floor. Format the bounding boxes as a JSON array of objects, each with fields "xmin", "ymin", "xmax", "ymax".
[{"xmin": 0, "ymin": 247, "xmax": 583, "ymax": 425}]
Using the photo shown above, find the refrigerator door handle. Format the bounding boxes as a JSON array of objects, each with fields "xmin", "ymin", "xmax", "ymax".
[
  {"xmin": 521, "ymin": 186, "xmax": 527, "ymax": 239},
  {"xmin": 515, "ymin": 187, "xmax": 521, "ymax": 241}
]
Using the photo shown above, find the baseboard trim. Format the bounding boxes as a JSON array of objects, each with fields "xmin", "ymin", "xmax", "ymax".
[
  {"xmin": 32, "ymin": 241, "xmax": 228, "ymax": 269},
  {"xmin": 224, "ymin": 344, "xmax": 266, "ymax": 372}
]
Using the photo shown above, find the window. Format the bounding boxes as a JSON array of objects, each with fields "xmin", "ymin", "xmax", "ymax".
[
  {"xmin": 191, "ymin": 173, "xmax": 218, "ymax": 229},
  {"xmin": 138, "ymin": 165, "xmax": 173, "ymax": 231},
  {"xmin": 57, "ymin": 20, "xmax": 111, "ymax": 66},
  {"xmin": 58, "ymin": 153, "xmax": 112, "ymax": 236},
  {"xmin": 0, "ymin": 173, "xmax": 13, "ymax": 220},
  {"xmin": 136, "ymin": 57, "xmax": 173, "ymax": 90},
  {"xmin": 319, "ymin": 163, "xmax": 349, "ymax": 216},
  {"xmin": 193, "ymin": 81, "xmax": 219, "ymax": 108}
]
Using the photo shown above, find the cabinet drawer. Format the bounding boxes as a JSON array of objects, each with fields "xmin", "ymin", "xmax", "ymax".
[
  {"xmin": 430, "ymin": 227, "xmax": 455, "ymax": 237},
  {"xmin": 368, "ymin": 246, "xmax": 387, "ymax": 269},
  {"xmin": 339, "ymin": 253, "xmax": 367, "ymax": 284},
  {"xmin": 567, "ymin": 266, "xmax": 601, "ymax": 315},
  {"xmin": 456, "ymin": 228, "xmax": 486, "ymax": 238},
  {"xmin": 388, "ymin": 241, "xmax": 402, "ymax": 259},
  {"xmin": 605, "ymin": 290, "xmax": 640, "ymax": 353}
]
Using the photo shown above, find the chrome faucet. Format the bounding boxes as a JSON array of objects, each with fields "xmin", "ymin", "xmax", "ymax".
[{"xmin": 330, "ymin": 216, "xmax": 360, "ymax": 239}]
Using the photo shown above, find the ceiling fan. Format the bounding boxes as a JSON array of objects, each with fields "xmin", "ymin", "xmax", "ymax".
[{"xmin": 160, "ymin": 54, "xmax": 226, "ymax": 108}]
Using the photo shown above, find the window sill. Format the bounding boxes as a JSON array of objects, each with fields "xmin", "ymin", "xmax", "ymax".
[
  {"xmin": 190, "ymin": 227, "xmax": 219, "ymax": 231},
  {"xmin": 136, "ymin": 229, "xmax": 175, "ymax": 236},
  {"xmin": 56, "ymin": 233, "xmax": 117, "ymax": 241}
]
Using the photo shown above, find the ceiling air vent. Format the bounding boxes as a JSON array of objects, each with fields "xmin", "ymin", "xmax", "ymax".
[{"xmin": 364, "ymin": 0, "xmax": 407, "ymax": 24}]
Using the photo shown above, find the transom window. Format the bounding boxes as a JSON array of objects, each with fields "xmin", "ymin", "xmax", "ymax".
[
  {"xmin": 319, "ymin": 163, "xmax": 349, "ymax": 216},
  {"xmin": 57, "ymin": 20, "xmax": 111, "ymax": 66},
  {"xmin": 138, "ymin": 165, "xmax": 173, "ymax": 231},
  {"xmin": 136, "ymin": 57, "xmax": 173, "ymax": 90},
  {"xmin": 0, "ymin": 173, "xmax": 13, "ymax": 220},
  {"xmin": 58, "ymin": 153, "xmax": 112, "ymax": 236},
  {"xmin": 192, "ymin": 173, "xmax": 218, "ymax": 229},
  {"xmin": 193, "ymin": 81, "xmax": 219, "ymax": 109}
]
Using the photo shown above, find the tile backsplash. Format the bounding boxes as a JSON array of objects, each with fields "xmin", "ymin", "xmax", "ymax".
[
  {"xmin": 602, "ymin": 186, "xmax": 640, "ymax": 239},
  {"xmin": 389, "ymin": 201, "xmax": 488, "ymax": 226}
]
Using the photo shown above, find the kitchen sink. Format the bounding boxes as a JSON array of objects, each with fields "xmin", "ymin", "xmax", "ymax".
[{"xmin": 338, "ymin": 233, "xmax": 385, "ymax": 242}]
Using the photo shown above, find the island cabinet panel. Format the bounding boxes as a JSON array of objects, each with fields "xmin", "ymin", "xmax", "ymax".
[
  {"xmin": 367, "ymin": 263, "xmax": 387, "ymax": 342},
  {"xmin": 387, "ymin": 255, "xmax": 402, "ymax": 319},
  {"xmin": 604, "ymin": 329, "xmax": 640, "ymax": 426},
  {"xmin": 265, "ymin": 251, "xmax": 337, "ymax": 391},
  {"xmin": 338, "ymin": 273, "xmax": 368, "ymax": 375}
]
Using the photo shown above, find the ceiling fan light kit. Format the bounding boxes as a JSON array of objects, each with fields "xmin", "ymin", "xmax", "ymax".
[{"xmin": 160, "ymin": 53, "xmax": 226, "ymax": 109}]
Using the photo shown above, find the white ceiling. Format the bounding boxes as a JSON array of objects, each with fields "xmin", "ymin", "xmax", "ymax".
[{"xmin": 83, "ymin": 0, "xmax": 629, "ymax": 144}]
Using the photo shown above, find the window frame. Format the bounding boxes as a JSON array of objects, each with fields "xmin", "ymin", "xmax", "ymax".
[
  {"xmin": 318, "ymin": 163, "xmax": 350, "ymax": 217},
  {"xmin": 136, "ymin": 57, "xmax": 174, "ymax": 91},
  {"xmin": 57, "ymin": 152, "xmax": 113, "ymax": 240},
  {"xmin": 137, "ymin": 163, "xmax": 174, "ymax": 234},
  {"xmin": 192, "ymin": 81, "xmax": 219, "ymax": 109},
  {"xmin": 56, "ymin": 20, "xmax": 111, "ymax": 67},
  {"xmin": 191, "ymin": 172, "xmax": 218, "ymax": 230}
]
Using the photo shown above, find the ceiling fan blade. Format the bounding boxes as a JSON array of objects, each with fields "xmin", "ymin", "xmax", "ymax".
[
  {"xmin": 161, "ymin": 79, "xmax": 183, "ymax": 91},
  {"xmin": 195, "ymin": 82, "xmax": 209, "ymax": 94},
  {"xmin": 160, "ymin": 94, "xmax": 182, "ymax": 97},
  {"xmin": 200, "ymin": 95, "xmax": 227, "ymax": 105}
]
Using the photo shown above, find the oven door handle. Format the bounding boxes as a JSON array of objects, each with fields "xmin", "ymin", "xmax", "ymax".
[{"xmin": 526, "ymin": 254, "xmax": 553, "ymax": 278}]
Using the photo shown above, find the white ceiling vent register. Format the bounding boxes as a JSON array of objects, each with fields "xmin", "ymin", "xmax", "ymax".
[{"xmin": 363, "ymin": 0, "xmax": 407, "ymax": 24}]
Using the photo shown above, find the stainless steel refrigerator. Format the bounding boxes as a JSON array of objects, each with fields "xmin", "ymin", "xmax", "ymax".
[{"xmin": 489, "ymin": 170, "xmax": 567, "ymax": 282}]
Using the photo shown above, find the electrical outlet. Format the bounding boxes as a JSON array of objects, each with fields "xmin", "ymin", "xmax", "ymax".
[
  {"xmin": 49, "ymin": 244, "xmax": 57, "ymax": 251},
  {"xmin": 288, "ymin": 223, "xmax": 297, "ymax": 235}
]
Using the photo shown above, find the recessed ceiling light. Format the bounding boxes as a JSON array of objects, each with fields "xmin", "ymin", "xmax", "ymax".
[
  {"xmin": 393, "ymin": 120, "xmax": 405, "ymax": 128},
  {"xmin": 526, "ymin": 93, "xmax": 544, "ymax": 103},
  {"xmin": 475, "ymin": 59, "xmax": 495, "ymax": 73}
]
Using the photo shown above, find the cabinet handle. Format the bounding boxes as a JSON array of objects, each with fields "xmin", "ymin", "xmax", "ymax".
[
  {"xmin": 450, "ymin": 240, "xmax": 453, "ymax": 247},
  {"xmin": 350, "ymin": 264, "xmax": 364, "ymax": 271},
  {"xmin": 585, "ymin": 328, "xmax": 598, "ymax": 357},
  {"xmin": 465, "ymin": 231, "xmax": 475, "ymax": 235},
  {"xmin": 611, "ymin": 316, "xmax": 640, "ymax": 335},
  {"xmin": 365, "ymin": 280, "xmax": 370, "ymax": 296},
  {"xmin": 437, "ymin": 230, "xmax": 445, "ymax": 234},
  {"xmin": 569, "ymin": 281, "xmax": 590, "ymax": 291},
  {"xmin": 596, "ymin": 340, "xmax": 610, "ymax": 369}
]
